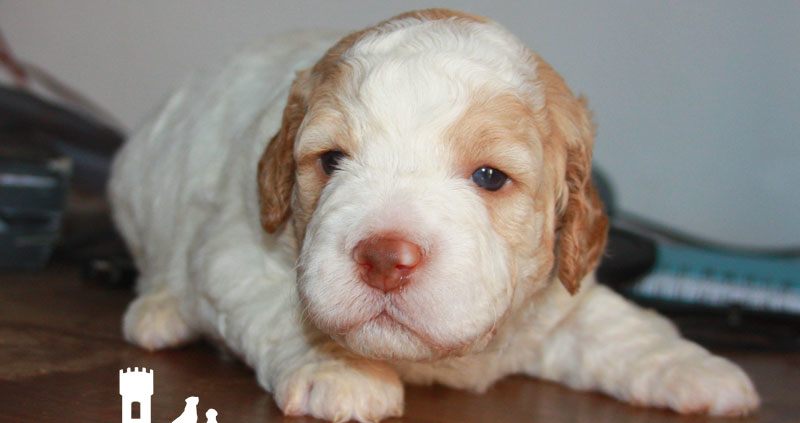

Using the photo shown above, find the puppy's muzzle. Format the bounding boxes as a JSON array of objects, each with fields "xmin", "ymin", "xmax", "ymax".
[{"xmin": 353, "ymin": 235, "xmax": 423, "ymax": 292}]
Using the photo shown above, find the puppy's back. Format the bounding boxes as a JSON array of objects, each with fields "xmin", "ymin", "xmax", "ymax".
[{"xmin": 109, "ymin": 31, "xmax": 340, "ymax": 285}]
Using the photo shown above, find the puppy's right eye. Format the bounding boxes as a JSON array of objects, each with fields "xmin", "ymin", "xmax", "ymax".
[{"xmin": 319, "ymin": 150, "xmax": 346, "ymax": 175}]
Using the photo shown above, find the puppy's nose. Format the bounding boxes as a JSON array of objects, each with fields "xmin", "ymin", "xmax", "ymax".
[{"xmin": 353, "ymin": 236, "xmax": 423, "ymax": 292}]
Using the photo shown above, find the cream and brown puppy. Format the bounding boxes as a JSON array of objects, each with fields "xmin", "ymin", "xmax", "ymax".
[{"xmin": 110, "ymin": 9, "xmax": 759, "ymax": 422}]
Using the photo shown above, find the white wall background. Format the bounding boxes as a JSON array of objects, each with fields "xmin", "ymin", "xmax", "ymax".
[{"xmin": 2, "ymin": 1, "xmax": 798, "ymax": 248}]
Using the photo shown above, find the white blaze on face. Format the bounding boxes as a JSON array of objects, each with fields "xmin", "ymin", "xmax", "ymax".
[{"xmin": 295, "ymin": 18, "xmax": 543, "ymax": 361}]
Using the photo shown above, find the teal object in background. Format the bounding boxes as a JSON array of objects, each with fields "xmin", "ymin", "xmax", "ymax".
[{"xmin": 630, "ymin": 244, "xmax": 800, "ymax": 315}]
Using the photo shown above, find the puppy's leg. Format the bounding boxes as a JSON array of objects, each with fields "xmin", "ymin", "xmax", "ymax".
[
  {"xmin": 123, "ymin": 284, "xmax": 198, "ymax": 351},
  {"xmin": 525, "ymin": 283, "xmax": 759, "ymax": 416},
  {"xmin": 271, "ymin": 342, "xmax": 404, "ymax": 423},
  {"xmin": 190, "ymin": 225, "xmax": 403, "ymax": 423}
]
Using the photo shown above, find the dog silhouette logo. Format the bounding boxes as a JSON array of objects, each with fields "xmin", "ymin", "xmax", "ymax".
[{"xmin": 119, "ymin": 368, "xmax": 219, "ymax": 423}]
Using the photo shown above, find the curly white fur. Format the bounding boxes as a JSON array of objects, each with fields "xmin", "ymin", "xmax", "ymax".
[{"xmin": 110, "ymin": 11, "xmax": 759, "ymax": 422}]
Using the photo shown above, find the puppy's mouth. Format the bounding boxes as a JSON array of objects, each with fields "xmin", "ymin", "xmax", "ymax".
[
  {"xmin": 366, "ymin": 310, "xmax": 441, "ymax": 347},
  {"xmin": 333, "ymin": 305, "xmax": 418, "ymax": 340},
  {"xmin": 369, "ymin": 311, "xmax": 401, "ymax": 329},
  {"xmin": 328, "ymin": 302, "xmax": 491, "ymax": 361}
]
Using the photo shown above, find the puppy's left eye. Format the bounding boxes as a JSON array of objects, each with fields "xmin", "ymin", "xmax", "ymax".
[
  {"xmin": 471, "ymin": 166, "xmax": 508, "ymax": 191},
  {"xmin": 319, "ymin": 150, "xmax": 346, "ymax": 175}
]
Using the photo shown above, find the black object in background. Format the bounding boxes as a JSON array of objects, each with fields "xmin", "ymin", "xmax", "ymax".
[
  {"xmin": 596, "ymin": 226, "xmax": 658, "ymax": 285},
  {"xmin": 593, "ymin": 167, "xmax": 659, "ymax": 286}
]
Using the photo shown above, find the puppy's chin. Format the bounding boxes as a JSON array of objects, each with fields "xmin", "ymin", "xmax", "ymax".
[{"xmin": 331, "ymin": 314, "xmax": 492, "ymax": 362}]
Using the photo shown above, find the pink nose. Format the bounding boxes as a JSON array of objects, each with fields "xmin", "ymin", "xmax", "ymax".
[{"xmin": 353, "ymin": 236, "xmax": 423, "ymax": 292}]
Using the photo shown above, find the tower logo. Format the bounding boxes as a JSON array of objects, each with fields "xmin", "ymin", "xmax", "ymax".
[
  {"xmin": 120, "ymin": 368, "xmax": 153, "ymax": 423},
  {"xmin": 119, "ymin": 368, "xmax": 218, "ymax": 423}
]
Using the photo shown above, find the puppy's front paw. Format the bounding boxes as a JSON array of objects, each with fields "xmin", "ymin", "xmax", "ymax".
[
  {"xmin": 123, "ymin": 289, "xmax": 196, "ymax": 350},
  {"xmin": 641, "ymin": 355, "xmax": 759, "ymax": 417},
  {"xmin": 275, "ymin": 359, "xmax": 403, "ymax": 423}
]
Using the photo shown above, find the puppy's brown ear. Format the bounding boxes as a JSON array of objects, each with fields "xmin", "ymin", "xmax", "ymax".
[
  {"xmin": 258, "ymin": 70, "xmax": 313, "ymax": 233},
  {"xmin": 536, "ymin": 59, "xmax": 609, "ymax": 294},
  {"xmin": 557, "ymin": 130, "xmax": 609, "ymax": 294}
]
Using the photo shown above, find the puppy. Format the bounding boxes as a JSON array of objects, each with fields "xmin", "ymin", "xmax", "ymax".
[{"xmin": 110, "ymin": 9, "xmax": 759, "ymax": 422}]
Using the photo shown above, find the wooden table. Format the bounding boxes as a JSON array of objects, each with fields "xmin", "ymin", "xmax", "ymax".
[{"xmin": 1, "ymin": 264, "xmax": 798, "ymax": 423}]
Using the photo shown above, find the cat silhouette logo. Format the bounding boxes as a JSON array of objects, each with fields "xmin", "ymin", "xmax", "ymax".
[{"xmin": 119, "ymin": 368, "xmax": 218, "ymax": 423}]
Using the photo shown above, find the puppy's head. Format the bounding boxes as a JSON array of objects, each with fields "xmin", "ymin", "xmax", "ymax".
[{"xmin": 258, "ymin": 10, "xmax": 607, "ymax": 361}]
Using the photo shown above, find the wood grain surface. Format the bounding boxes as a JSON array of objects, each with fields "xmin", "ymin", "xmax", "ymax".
[{"xmin": 1, "ymin": 264, "xmax": 798, "ymax": 423}]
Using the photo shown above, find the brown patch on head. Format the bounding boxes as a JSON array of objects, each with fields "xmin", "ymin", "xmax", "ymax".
[
  {"xmin": 444, "ymin": 53, "xmax": 609, "ymax": 296},
  {"xmin": 445, "ymin": 92, "xmax": 547, "ymax": 268},
  {"xmin": 257, "ymin": 23, "xmax": 367, "ymax": 234},
  {"xmin": 258, "ymin": 9, "xmax": 494, "ymax": 235},
  {"xmin": 445, "ymin": 91, "xmax": 555, "ymax": 296}
]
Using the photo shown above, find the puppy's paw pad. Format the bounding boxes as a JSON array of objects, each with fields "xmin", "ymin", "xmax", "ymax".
[
  {"xmin": 652, "ymin": 356, "xmax": 760, "ymax": 417},
  {"xmin": 275, "ymin": 360, "xmax": 403, "ymax": 423},
  {"xmin": 123, "ymin": 291, "xmax": 196, "ymax": 350}
]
